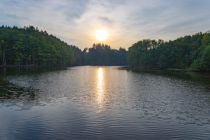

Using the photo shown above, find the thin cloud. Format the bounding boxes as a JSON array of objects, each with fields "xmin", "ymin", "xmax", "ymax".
[{"xmin": 0, "ymin": 0, "xmax": 210, "ymax": 48}]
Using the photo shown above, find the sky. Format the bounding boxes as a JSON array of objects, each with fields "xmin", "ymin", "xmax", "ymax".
[{"xmin": 1, "ymin": 0, "xmax": 210, "ymax": 49}]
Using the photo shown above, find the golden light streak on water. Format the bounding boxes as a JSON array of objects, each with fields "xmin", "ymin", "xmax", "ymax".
[{"xmin": 96, "ymin": 67, "xmax": 105, "ymax": 109}]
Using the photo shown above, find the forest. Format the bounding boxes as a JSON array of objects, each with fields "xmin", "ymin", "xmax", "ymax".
[
  {"xmin": 0, "ymin": 26, "xmax": 74, "ymax": 68},
  {"xmin": 79, "ymin": 43, "xmax": 127, "ymax": 66},
  {"xmin": 128, "ymin": 32, "xmax": 210, "ymax": 72},
  {"xmin": 1, "ymin": 26, "xmax": 210, "ymax": 72},
  {"xmin": 0, "ymin": 26, "xmax": 127, "ymax": 68}
]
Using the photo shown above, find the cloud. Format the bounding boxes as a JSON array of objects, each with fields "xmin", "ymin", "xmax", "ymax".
[
  {"xmin": 98, "ymin": 16, "xmax": 113, "ymax": 25},
  {"xmin": 0, "ymin": 0, "xmax": 210, "ymax": 48}
]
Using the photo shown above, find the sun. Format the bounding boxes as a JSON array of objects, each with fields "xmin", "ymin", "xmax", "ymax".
[{"xmin": 95, "ymin": 29, "xmax": 108, "ymax": 42}]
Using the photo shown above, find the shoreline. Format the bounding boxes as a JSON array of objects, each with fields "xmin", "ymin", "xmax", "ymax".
[{"xmin": 122, "ymin": 66, "xmax": 210, "ymax": 73}]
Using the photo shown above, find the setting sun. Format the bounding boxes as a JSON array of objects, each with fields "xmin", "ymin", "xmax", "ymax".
[{"xmin": 95, "ymin": 29, "xmax": 108, "ymax": 42}]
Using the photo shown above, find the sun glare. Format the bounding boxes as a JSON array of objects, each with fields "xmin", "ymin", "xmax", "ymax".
[{"xmin": 95, "ymin": 29, "xmax": 108, "ymax": 42}]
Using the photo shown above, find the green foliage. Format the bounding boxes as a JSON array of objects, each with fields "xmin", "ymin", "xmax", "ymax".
[
  {"xmin": 201, "ymin": 33, "xmax": 210, "ymax": 46},
  {"xmin": 83, "ymin": 43, "xmax": 128, "ymax": 66},
  {"xmin": 190, "ymin": 45, "xmax": 210, "ymax": 71},
  {"xmin": 0, "ymin": 26, "xmax": 128, "ymax": 68},
  {"xmin": 0, "ymin": 26, "xmax": 77, "ymax": 68},
  {"xmin": 128, "ymin": 32, "xmax": 210, "ymax": 71}
]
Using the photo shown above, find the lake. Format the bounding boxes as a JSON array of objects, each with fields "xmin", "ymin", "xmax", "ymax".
[{"xmin": 0, "ymin": 66, "xmax": 210, "ymax": 140}]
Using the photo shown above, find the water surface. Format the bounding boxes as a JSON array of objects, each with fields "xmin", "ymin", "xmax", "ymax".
[{"xmin": 0, "ymin": 66, "xmax": 210, "ymax": 140}]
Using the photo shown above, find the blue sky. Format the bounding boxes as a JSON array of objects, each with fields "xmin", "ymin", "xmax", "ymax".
[{"xmin": 1, "ymin": 0, "xmax": 210, "ymax": 49}]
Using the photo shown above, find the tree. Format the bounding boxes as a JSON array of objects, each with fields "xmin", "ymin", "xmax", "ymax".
[
  {"xmin": 0, "ymin": 26, "xmax": 78, "ymax": 68},
  {"xmin": 128, "ymin": 32, "xmax": 210, "ymax": 72}
]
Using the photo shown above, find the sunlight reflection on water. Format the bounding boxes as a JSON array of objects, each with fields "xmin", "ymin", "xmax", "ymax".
[
  {"xmin": 1, "ymin": 66, "xmax": 210, "ymax": 140},
  {"xmin": 96, "ymin": 67, "xmax": 105, "ymax": 109}
]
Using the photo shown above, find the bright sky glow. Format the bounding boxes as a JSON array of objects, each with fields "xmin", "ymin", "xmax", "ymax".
[
  {"xmin": 96, "ymin": 29, "xmax": 108, "ymax": 42},
  {"xmin": 1, "ymin": 0, "xmax": 210, "ymax": 48}
]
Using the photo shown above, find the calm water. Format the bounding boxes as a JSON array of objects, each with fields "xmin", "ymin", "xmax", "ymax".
[{"xmin": 0, "ymin": 66, "xmax": 210, "ymax": 140}]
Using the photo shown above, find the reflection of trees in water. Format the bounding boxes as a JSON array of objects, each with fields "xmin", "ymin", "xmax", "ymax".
[{"xmin": 0, "ymin": 80, "xmax": 41, "ymax": 110}]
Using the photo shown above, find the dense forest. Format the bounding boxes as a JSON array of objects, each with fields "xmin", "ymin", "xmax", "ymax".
[
  {"xmin": 0, "ymin": 26, "xmax": 128, "ymax": 68},
  {"xmin": 63, "ymin": 43, "xmax": 128, "ymax": 66},
  {"xmin": 128, "ymin": 32, "xmax": 210, "ymax": 72},
  {"xmin": 0, "ymin": 26, "xmax": 76, "ymax": 68},
  {"xmin": 81, "ymin": 43, "xmax": 127, "ymax": 66},
  {"xmin": 1, "ymin": 25, "xmax": 210, "ymax": 72}
]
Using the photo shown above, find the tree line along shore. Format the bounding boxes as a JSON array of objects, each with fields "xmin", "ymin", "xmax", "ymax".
[{"xmin": 0, "ymin": 26, "xmax": 210, "ymax": 72}]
